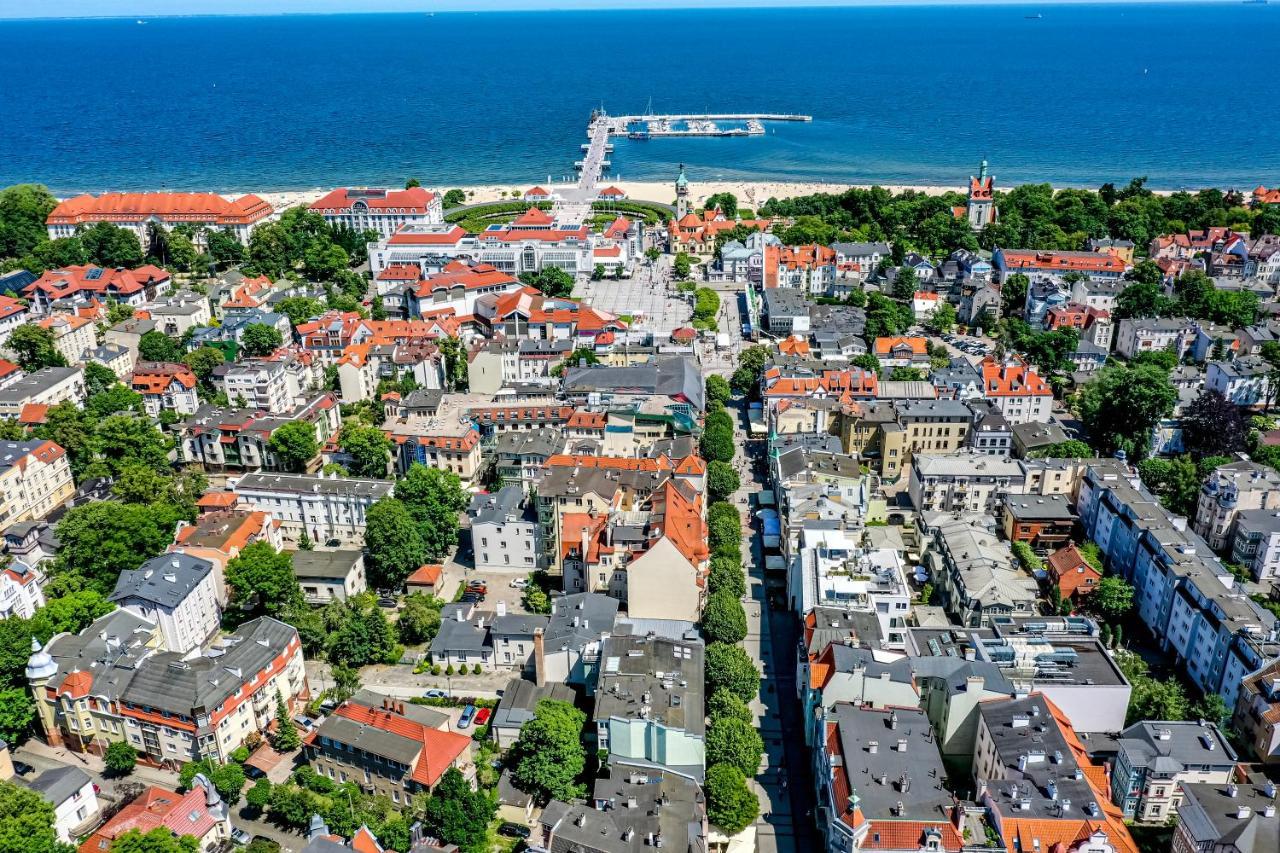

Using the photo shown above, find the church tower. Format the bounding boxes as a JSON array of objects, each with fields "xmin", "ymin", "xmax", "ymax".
[
  {"xmin": 967, "ymin": 159, "xmax": 997, "ymax": 230},
  {"xmin": 26, "ymin": 637, "xmax": 61, "ymax": 747},
  {"xmin": 675, "ymin": 163, "xmax": 690, "ymax": 219}
]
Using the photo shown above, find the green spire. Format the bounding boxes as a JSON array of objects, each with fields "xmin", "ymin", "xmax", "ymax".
[
  {"xmin": 978, "ymin": 159, "xmax": 989, "ymax": 182},
  {"xmin": 675, "ymin": 163, "xmax": 689, "ymax": 188}
]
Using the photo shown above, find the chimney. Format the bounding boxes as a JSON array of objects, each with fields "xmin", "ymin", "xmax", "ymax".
[
  {"xmin": 533, "ymin": 627, "xmax": 546, "ymax": 687},
  {"xmin": 497, "ymin": 600, "xmax": 507, "ymax": 617},
  {"xmin": 952, "ymin": 802, "xmax": 965, "ymax": 833}
]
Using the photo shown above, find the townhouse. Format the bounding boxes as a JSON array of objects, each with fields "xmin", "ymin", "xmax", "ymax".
[
  {"xmin": 920, "ymin": 513, "xmax": 1038, "ymax": 627},
  {"xmin": 1206, "ymin": 356, "xmax": 1273, "ymax": 408},
  {"xmin": 469, "ymin": 485, "xmax": 545, "ymax": 573},
  {"xmin": 0, "ymin": 439, "xmax": 74, "ymax": 528},
  {"xmin": 230, "ymin": 471, "xmax": 393, "ymax": 545},
  {"xmin": 763, "ymin": 243, "xmax": 838, "ymax": 295},
  {"xmin": 1110, "ymin": 721, "xmax": 1237, "ymax": 822},
  {"xmin": 909, "ymin": 451, "xmax": 1026, "ymax": 515},
  {"xmin": 1115, "ymin": 317, "xmax": 1197, "ymax": 360},
  {"xmin": 980, "ymin": 356, "xmax": 1052, "ymax": 425},
  {"xmin": 22, "ymin": 264, "xmax": 172, "ymax": 313},
  {"xmin": 179, "ymin": 393, "xmax": 340, "ymax": 472},
  {"xmin": 304, "ymin": 690, "xmax": 471, "ymax": 805},
  {"xmin": 79, "ymin": 779, "xmax": 231, "ymax": 853},
  {"xmin": 0, "ymin": 365, "xmax": 85, "ymax": 418},
  {"xmin": 0, "ymin": 294, "xmax": 29, "ymax": 345},
  {"xmin": 130, "ymin": 361, "xmax": 201, "ymax": 417},
  {"xmin": 1173, "ymin": 777, "xmax": 1280, "ymax": 853},
  {"xmin": 1193, "ymin": 459, "xmax": 1280, "ymax": 552},
  {"xmin": 35, "ymin": 314, "xmax": 95, "ymax": 365},
  {"xmin": 109, "ymin": 552, "xmax": 222, "ymax": 655}
]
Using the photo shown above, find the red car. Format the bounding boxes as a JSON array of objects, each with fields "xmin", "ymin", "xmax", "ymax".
[{"xmin": 473, "ymin": 707, "xmax": 491, "ymax": 727}]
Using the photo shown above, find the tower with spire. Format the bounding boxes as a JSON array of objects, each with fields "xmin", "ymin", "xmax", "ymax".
[
  {"xmin": 26, "ymin": 637, "xmax": 62, "ymax": 746},
  {"xmin": 675, "ymin": 163, "xmax": 690, "ymax": 219},
  {"xmin": 966, "ymin": 159, "xmax": 997, "ymax": 230}
]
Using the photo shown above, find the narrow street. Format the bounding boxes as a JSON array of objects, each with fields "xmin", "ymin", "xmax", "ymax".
[{"xmin": 730, "ymin": 398, "xmax": 817, "ymax": 853}]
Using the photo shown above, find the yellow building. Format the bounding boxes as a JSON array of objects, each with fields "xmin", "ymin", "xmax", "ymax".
[{"xmin": 0, "ymin": 439, "xmax": 74, "ymax": 527}]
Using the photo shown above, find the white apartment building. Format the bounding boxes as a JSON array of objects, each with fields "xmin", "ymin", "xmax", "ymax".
[
  {"xmin": 0, "ymin": 295, "xmax": 30, "ymax": 346},
  {"xmin": 109, "ymin": 553, "xmax": 222, "ymax": 655},
  {"xmin": 310, "ymin": 187, "xmax": 443, "ymax": 238},
  {"xmin": 231, "ymin": 472, "xmax": 393, "ymax": 546},
  {"xmin": 1206, "ymin": 357, "xmax": 1272, "ymax": 408},
  {"xmin": 469, "ymin": 486, "xmax": 544, "ymax": 573},
  {"xmin": 0, "ymin": 563, "xmax": 47, "ymax": 619},
  {"xmin": 367, "ymin": 219, "xmax": 596, "ymax": 277},
  {"xmin": 0, "ymin": 366, "xmax": 85, "ymax": 418},
  {"xmin": 1230, "ymin": 509, "xmax": 1280, "ymax": 581},
  {"xmin": 909, "ymin": 451, "xmax": 1026, "ymax": 515},
  {"xmin": 1193, "ymin": 460, "xmax": 1280, "ymax": 552},
  {"xmin": 1115, "ymin": 317, "xmax": 1196, "ymax": 360},
  {"xmin": 219, "ymin": 360, "xmax": 296, "ymax": 414}
]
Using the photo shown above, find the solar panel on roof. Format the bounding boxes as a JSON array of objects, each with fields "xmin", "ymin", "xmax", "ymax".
[{"xmin": 85, "ymin": 268, "xmax": 104, "ymax": 280}]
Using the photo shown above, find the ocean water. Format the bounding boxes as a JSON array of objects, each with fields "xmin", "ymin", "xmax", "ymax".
[{"xmin": 1, "ymin": 4, "xmax": 1278, "ymax": 193}]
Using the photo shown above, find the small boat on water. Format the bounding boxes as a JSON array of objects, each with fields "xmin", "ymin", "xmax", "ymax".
[{"xmin": 1025, "ymin": 13, "xmax": 1043, "ymax": 19}]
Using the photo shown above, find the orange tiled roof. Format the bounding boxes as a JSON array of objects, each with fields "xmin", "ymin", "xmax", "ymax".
[
  {"xmin": 130, "ymin": 361, "xmax": 198, "ymax": 394},
  {"xmin": 49, "ymin": 192, "xmax": 272, "ymax": 226},
  {"xmin": 999, "ymin": 249, "xmax": 1126, "ymax": 274},
  {"xmin": 331, "ymin": 701, "xmax": 470, "ymax": 787},
  {"xmin": 407, "ymin": 564, "xmax": 443, "ymax": 586},
  {"xmin": 981, "ymin": 356, "xmax": 1051, "ymax": 397},
  {"xmin": 310, "ymin": 186, "xmax": 436, "ymax": 213},
  {"xmin": 873, "ymin": 336, "xmax": 928, "ymax": 356}
]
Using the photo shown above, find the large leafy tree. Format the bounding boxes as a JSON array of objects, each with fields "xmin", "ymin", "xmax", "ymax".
[
  {"xmin": 701, "ymin": 590, "xmax": 747, "ymax": 645},
  {"xmin": 0, "ymin": 184, "xmax": 58, "ymax": 259},
  {"xmin": 706, "ymin": 461, "xmax": 740, "ymax": 503},
  {"xmin": 396, "ymin": 593, "xmax": 443, "ymax": 645},
  {"xmin": 707, "ymin": 688, "xmax": 753, "ymax": 724},
  {"xmin": 137, "ymin": 330, "xmax": 183, "ymax": 363},
  {"xmin": 181, "ymin": 346, "xmax": 226, "ymax": 393},
  {"xmin": 110, "ymin": 828, "xmax": 199, "ymax": 853},
  {"xmin": 6, "ymin": 325, "xmax": 66, "ymax": 371},
  {"xmin": 94, "ymin": 414, "xmax": 172, "ymax": 476},
  {"xmin": 54, "ymin": 501, "xmax": 182, "ymax": 594},
  {"xmin": 79, "ymin": 222, "xmax": 144, "ymax": 268},
  {"xmin": 267, "ymin": 421, "xmax": 319, "ymax": 473},
  {"xmin": 227, "ymin": 542, "xmax": 303, "ymax": 616},
  {"xmin": 0, "ymin": 778, "xmax": 78, "ymax": 853},
  {"xmin": 1076, "ymin": 362, "xmax": 1177, "ymax": 459},
  {"xmin": 323, "ymin": 593, "xmax": 399, "ymax": 667},
  {"xmin": 706, "ymin": 642, "xmax": 760, "ymax": 703},
  {"xmin": 363, "ymin": 498, "xmax": 427, "ymax": 590},
  {"xmin": 0, "ymin": 689, "xmax": 34, "ymax": 745},
  {"xmin": 705, "ymin": 374, "xmax": 732, "ymax": 407},
  {"xmin": 704, "ymin": 764, "xmax": 759, "ymax": 835},
  {"xmin": 1091, "ymin": 576, "xmax": 1135, "ymax": 619},
  {"xmin": 423, "ymin": 767, "xmax": 495, "ymax": 853},
  {"xmin": 1000, "ymin": 273, "xmax": 1029, "ymax": 318},
  {"xmin": 241, "ymin": 323, "xmax": 283, "ymax": 357},
  {"xmin": 340, "ymin": 424, "xmax": 392, "ymax": 479},
  {"xmin": 1180, "ymin": 389, "xmax": 1247, "ymax": 458},
  {"xmin": 395, "ymin": 464, "xmax": 467, "ymax": 560},
  {"xmin": 509, "ymin": 699, "xmax": 587, "ymax": 804},
  {"xmin": 706, "ymin": 716, "xmax": 765, "ymax": 777}
]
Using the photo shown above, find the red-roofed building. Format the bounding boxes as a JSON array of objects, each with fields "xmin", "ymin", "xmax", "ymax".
[
  {"xmin": 0, "ymin": 294, "xmax": 30, "ymax": 345},
  {"xmin": 523, "ymin": 186, "xmax": 556, "ymax": 202},
  {"xmin": 485, "ymin": 287, "xmax": 625, "ymax": 343},
  {"xmin": 1148, "ymin": 227, "xmax": 1245, "ymax": 261},
  {"xmin": 310, "ymin": 186, "xmax": 443, "ymax": 237},
  {"xmin": 666, "ymin": 207, "xmax": 773, "ymax": 254},
  {"xmin": 78, "ymin": 781, "xmax": 232, "ymax": 853},
  {"xmin": 957, "ymin": 159, "xmax": 998, "ymax": 230},
  {"xmin": 305, "ymin": 691, "xmax": 471, "ymax": 798},
  {"xmin": 1253, "ymin": 185, "xmax": 1280, "ymax": 206},
  {"xmin": 597, "ymin": 185, "xmax": 627, "ymax": 200},
  {"xmin": 405, "ymin": 262, "xmax": 524, "ymax": 318},
  {"xmin": 1046, "ymin": 543, "xmax": 1101, "ymax": 603},
  {"xmin": 764, "ymin": 243, "xmax": 837, "ymax": 293},
  {"xmin": 406, "ymin": 564, "xmax": 444, "ymax": 596},
  {"xmin": 23, "ymin": 264, "xmax": 173, "ymax": 314},
  {"xmin": 0, "ymin": 358, "xmax": 22, "ymax": 390},
  {"xmin": 761, "ymin": 365, "xmax": 879, "ymax": 406},
  {"xmin": 0, "ymin": 438, "xmax": 74, "ymax": 530},
  {"xmin": 129, "ymin": 361, "xmax": 200, "ymax": 417},
  {"xmin": 873, "ymin": 336, "xmax": 930, "ymax": 369},
  {"xmin": 980, "ymin": 356, "xmax": 1053, "ymax": 424},
  {"xmin": 994, "ymin": 248, "xmax": 1129, "ymax": 282},
  {"xmin": 48, "ymin": 192, "xmax": 272, "ymax": 248}
]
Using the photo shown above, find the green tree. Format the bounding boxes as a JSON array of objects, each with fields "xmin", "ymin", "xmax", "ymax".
[
  {"xmin": 888, "ymin": 366, "xmax": 924, "ymax": 381},
  {"xmin": 182, "ymin": 346, "xmax": 226, "ymax": 392},
  {"xmin": 55, "ymin": 501, "xmax": 182, "ymax": 594},
  {"xmin": 706, "ymin": 716, "xmax": 765, "ymax": 777},
  {"xmin": 94, "ymin": 414, "xmax": 172, "ymax": 476},
  {"xmin": 1077, "ymin": 363, "xmax": 1178, "ymax": 458},
  {"xmin": 395, "ymin": 464, "xmax": 467, "ymax": 560},
  {"xmin": 706, "ymin": 460, "xmax": 740, "ymax": 503},
  {"xmin": 331, "ymin": 663, "xmax": 361, "ymax": 702},
  {"xmin": 227, "ymin": 542, "xmax": 303, "ymax": 616},
  {"xmin": 1000, "ymin": 273, "xmax": 1029, "ymax": 318},
  {"xmin": 241, "ymin": 323, "xmax": 283, "ymax": 357},
  {"xmin": 705, "ymin": 374, "xmax": 732, "ymax": 406},
  {"xmin": 31, "ymin": 589, "xmax": 114, "ymax": 638},
  {"xmin": 423, "ymin": 767, "xmax": 495, "ymax": 853},
  {"xmin": 509, "ymin": 699, "xmax": 587, "ymax": 804},
  {"xmin": 1092, "ymin": 576, "xmax": 1135, "ymax": 618},
  {"xmin": 104, "ymin": 741, "xmax": 138, "ymax": 776},
  {"xmin": 891, "ymin": 265, "xmax": 919, "ymax": 300},
  {"xmin": 206, "ymin": 229, "xmax": 246, "ymax": 267},
  {"xmin": 0, "ymin": 777, "xmax": 77, "ymax": 853},
  {"xmin": 443, "ymin": 188, "xmax": 466, "ymax": 207},
  {"xmin": 396, "ymin": 593, "xmax": 443, "ymax": 645},
  {"xmin": 519, "ymin": 267, "xmax": 574, "ymax": 298},
  {"xmin": 137, "ymin": 330, "xmax": 183, "ymax": 363},
  {"xmin": 79, "ymin": 221, "xmax": 144, "ymax": 268},
  {"xmin": 6, "ymin": 324, "xmax": 66, "ymax": 371},
  {"xmin": 673, "ymin": 252, "xmax": 692, "ymax": 279},
  {"xmin": 704, "ymin": 192, "xmax": 738, "ymax": 218},
  {"xmin": 276, "ymin": 296, "xmax": 326, "ymax": 328},
  {"xmin": 707, "ymin": 688, "xmax": 753, "ymax": 724},
  {"xmin": 268, "ymin": 421, "xmax": 319, "ymax": 473},
  {"xmin": 0, "ymin": 184, "xmax": 58, "ymax": 259},
  {"xmin": 1113, "ymin": 281, "xmax": 1171, "ymax": 320},
  {"xmin": 86, "ymin": 383, "xmax": 145, "ymax": 418},
  {"xmin": 706, "ymin": 642, "xmax": 759, "ymax": 703},
  {"xmin": 1028, "ymin": 440, "xmax": 1095, "ymax": 459},
  {"xmin": 83, "ymin": 361, "xmax": 121, "ymax": 398},
  {"xmin": 340, "ymin": 424, "xmax": 392, "ymax": 479},
  {"xmin": 701, "ymin": 590, "xmax": 748, "ymax": 645},
  {"xmin": 700, "ymin": 424, "xmax": 735, "ymax": 463},
  {"xmin": 0, "ymin": 689, "xmax": 34, "ymax": 745},
  {"xmin": 110, "ymin": 828, "xmax": 198, "ymax": 853},
  {"xmin": 363, "ymin": 498, "xmax": 427, "ymax": 590},
  {"xmin": 708, "ymin": 556, "xmax": 747, "ymax": 599},
  {"xmin": 323, "ymin": 594, "xmax": 400, "ymax": 667},
  {"xmin": 926, "ymin": 301, "xmax": 957, "ymax": 334},
  {"xmin": 1191, "ymin": 693, "xmax": 1231, "ymax": 728},
  {"xmin": 244, "ymin": 778, "xmax": 273, "ymax": 814},
  {"xmin": 1180, "ymin": 389, "xmax": 1248, "ymax": 458},
  {"xmin": 704, "ymin": 764, "xmax": 759, "ymax": 834},
  {"xmin": 1137, "ymin": 456, "xmax": 1202, "ymax": 516},
  {"xmin": 273, "ymin": 689, "xmax": 301, "ymax": 751}
]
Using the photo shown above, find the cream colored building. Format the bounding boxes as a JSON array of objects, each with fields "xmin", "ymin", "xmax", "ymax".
[
  {"xmin": 0, "ymin": 366, "xmax": 85, "ymax": 418},
  {"xmin": 624, "ymin": 537, "xmax": 702, "ymax": 623},
  {"xmin": 0, "ymin": 439, "xmax": 74, "ymax": 527},
  {"xmin": 38, "ymin": 315, "xmax": 96, "ymax": 365}
]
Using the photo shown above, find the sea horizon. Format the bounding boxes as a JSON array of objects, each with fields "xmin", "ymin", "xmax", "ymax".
[{"xmin": 2, "ymin": 3, "xmax": 1278, "ymax": 193}]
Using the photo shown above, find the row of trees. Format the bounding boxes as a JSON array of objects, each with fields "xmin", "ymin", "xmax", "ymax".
[{"xmin": 363, "ymin": 464, "xmax": 468, "ymax": 590}]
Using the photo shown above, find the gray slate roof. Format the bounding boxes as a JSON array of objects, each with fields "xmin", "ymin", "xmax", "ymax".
[
  {"xmin": 110, "ymin": 553, "xmax": 214, "ymax": 609},
  {"xmin": 24, "ymin": 765, "xmax": 92, "ymax": 806},
  {"xmin": 561, "ymin": 356, "xmax": 704, "ymax": 412}
]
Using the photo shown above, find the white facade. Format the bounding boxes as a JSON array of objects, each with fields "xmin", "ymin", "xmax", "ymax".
[
  {"xmin": 220, "ymin": 362, "xmax": 295, "ymax": 413},
  {"xmin": 910, "ymin": 452, "xmax": 1026, "ymax": 515},
  {"xmin": 0, "ymin": 366, "xmax": 86, "ymax": 418},
  {"xmin": 1115, "ymin": 318, "xmax": 1196, "ymax": 360},
  {"xmin": 1206, "ymin": 358, "xmax": 1272, "ymax": 408},
  {"xmin": 310, "ymin": 187, "xmax": 443, "ymax": 238},
  {"xmin": 473, "ymin": 514, "xmax": 543, "ymax": 574},
  {"xmin": 232, "ymin": 472, "xmax": 393, "ymax": 545},
  {"xmin": 111, "ymin": 555, "xmax": 222, "ymax": 655},
  {"xmin": 0, "ymin": 565, "xmax": 46, "ymax": 619}
]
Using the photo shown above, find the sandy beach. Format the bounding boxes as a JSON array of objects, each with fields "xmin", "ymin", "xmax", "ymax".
[{"xmin": 245, "ymin": 180, "xmax": 967, "ymax": 213}]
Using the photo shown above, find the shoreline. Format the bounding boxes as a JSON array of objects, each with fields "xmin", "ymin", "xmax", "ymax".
[{"xmin": 241, "ymin": 181, "xmax": 969, "ymax": 213}]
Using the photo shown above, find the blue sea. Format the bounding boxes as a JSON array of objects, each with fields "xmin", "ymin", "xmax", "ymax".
[{"xmin": 1, "ymin": 4, "xmax": 1278, "ymax": 193}]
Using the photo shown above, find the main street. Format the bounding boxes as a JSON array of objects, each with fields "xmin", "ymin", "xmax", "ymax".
[{"xmin": 729, "ymin": 396, "xmax": 818, "ymax": 853}]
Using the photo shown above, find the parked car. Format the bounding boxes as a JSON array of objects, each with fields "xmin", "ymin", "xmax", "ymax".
[
  {"xmin": 509, "ymin": 578, "xmax": 529, "ymax": 589},
  {"xmin": 466, "ymin": 582, "xmax": 488, "ymax": 594},
  {"xmin": 458, "ymin": 705, "xmax": 477, "ymax": 729},
  {"xmin": 423, "ymin": 689, "xmax": 447, "ymax": 700},
  {"xmin": 498, "ymin": 822, "xmax": 532, "ymax": 840},
  {"xmin": 230, "ymin": 828, "xmax": 253, "ymax": 846},
  {"xmin": 12, "ymin": 761, "xmax": 32, "ymax": 776},
  {"xmin": 474, "ymin": 707, "xmax": 491, "ymax": 727}
]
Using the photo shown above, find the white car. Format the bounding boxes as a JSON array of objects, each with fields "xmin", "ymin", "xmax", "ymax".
[{"xmin": 509, "ymin": 578, "xmax": 530, "ymax": 589}]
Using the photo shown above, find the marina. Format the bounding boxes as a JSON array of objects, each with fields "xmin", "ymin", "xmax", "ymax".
[{"xmin": 594, "ymin": 110, "xmax": 811, "ymax": 140}]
